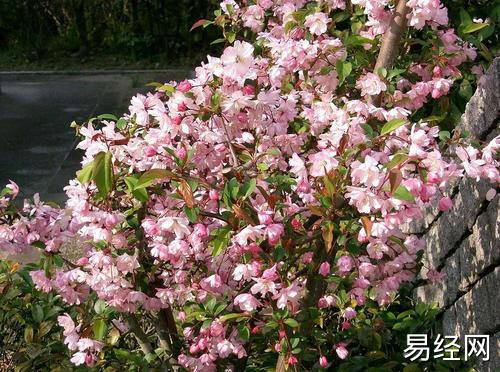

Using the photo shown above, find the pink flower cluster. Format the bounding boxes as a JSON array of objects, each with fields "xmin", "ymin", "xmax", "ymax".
[
  {"xmin": 58, "ymin": 314, "xmax": 104, "ymax": 366},
  {"xmin": 0, "ymin": 0, "xmax": 498, "ymax": 369}
]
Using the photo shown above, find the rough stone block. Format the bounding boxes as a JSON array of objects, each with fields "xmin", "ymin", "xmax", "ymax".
[
  {"xmin": 421, "ymin": 178, "xmax": 491, "ymax": 269},
  {"xmin": 460, "ymin": 57, "xmax": 500, "ymax": 138},
  {"xmin": 442, "ymin": 266, "xmax": 500, "ymax": 337}
]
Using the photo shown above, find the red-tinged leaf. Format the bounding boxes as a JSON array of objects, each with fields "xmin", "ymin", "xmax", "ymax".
[
  {"xmin": 361, "ymin": 216, "xmax": 372, "ymax": 237},
  {"xmin": 232, "ymin": 204, "xmax": 255, "ymax": 225},
  {"xmin": 322, "ymin": 222, "xmax": 334, "ymax": 253},
  {"xmin": 178, "ymin": 179, "xmax": 196, "ymax": 208},
  {"xmin": 191, "ymin": 19, "xmax": 209, "ymax": 31},
  {"xmin": 338, "ymin": 133, "xmax": 349, "ymax": 155},
  {"xmin": 389, "ymin": 169, "xmax": 403, "ymax": 194}
]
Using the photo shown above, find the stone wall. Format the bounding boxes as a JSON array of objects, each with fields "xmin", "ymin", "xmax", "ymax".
[{"xmin": 411, "ymin": 58, "xmax": 499, "ymax": 371}]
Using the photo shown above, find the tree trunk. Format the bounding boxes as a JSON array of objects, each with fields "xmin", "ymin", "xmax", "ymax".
[
  {"xmin": 369, "ymin": 0, "xmax": 410, "ymax": 106},
  {"xmin": 71, "ymin": 0, "xmax": 89, "ymax": 57}
]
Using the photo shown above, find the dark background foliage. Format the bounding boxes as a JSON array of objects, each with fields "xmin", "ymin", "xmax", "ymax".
[{"xmin": 0, "ymin": 0, "xmax": 221, "ymax": 69}]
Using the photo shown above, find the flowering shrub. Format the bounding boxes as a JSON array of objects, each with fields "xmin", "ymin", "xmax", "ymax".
[{"xmin": 1, "ymin": 0, "xmax": 499, "ymax": 371}]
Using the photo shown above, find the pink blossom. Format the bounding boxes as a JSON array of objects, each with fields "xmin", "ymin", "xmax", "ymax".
[
  {"xmin": 319, "ymin": 262, "xmax": 331, "ymax": 276},
  {"xmin": 177, "ymin": 80, "xmax": 192, "ymax": 93},
  {"xmin": 266, "ymin": 224, "xmax": 284, "ymax": 245},
  {"xmin": 304, "ymin": 12, "xmax": 331, "ymax": 36},
  {"xmin": 5, "ymin": 180, "xmax": 19, "ymax": 198},
  {"xmin": 335, "ymin": 342, "xmax": 349, "ymax": 359},
  {"xmin": 337, "ymin": 256, "xmax": 354, "ymax": 273},
  {"xmin": 221, "ymin": 41, "xmax": 255, "ymax": 80},
  {"xmin": 344, "ymin": 307, "xmax": 357, "ymax": 320},
  {"xmin": 234, "ymin": 294, "xmax": 261, "ymax": 312},
  {"xmin": 116, "ymin": 253, "xmax": 140, "ymax": 274},
  {"xmin": 356, "ymin": 73, "xmax": 387, "ymax": 97}
]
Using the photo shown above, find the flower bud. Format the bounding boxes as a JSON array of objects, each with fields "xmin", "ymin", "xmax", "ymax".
[
  {"xmin": 209, "ymin": 190, "xmax": 219, "ymax": 201},
  {"xmin": 145, "ymin": 146, "xmax": 157, "ymax": 157},
  {"xmin": 291, "ymin": 218, "xmax": 301, "ymax": 230},
  {"xmin": 175, "ymin": 147, "xmax": 187, "ymax": 159},
  {"xmin": 319, "ymin": 356, "xmax": 328, "ymax": 368},
  {"xmin": 243, "ymin": 84, "xmax": 255, "ymax": 95},
  {"xmin": 318, "ymin": 262, "xmax": 330, "ymax": 276},
  {"xmin": 172, "ymin": 116, "xmax": 183, "ymax": 125},
  {"xmin": 177, "ymin": 80, "xmax": 192, "ymax": 93},
  {"xmin": 178, "ymin": 102, "xmax": 187, "ymax": 112},
  {"xmin": 438, "ymin": 196, "xmax": 453, "ymax": 211}
]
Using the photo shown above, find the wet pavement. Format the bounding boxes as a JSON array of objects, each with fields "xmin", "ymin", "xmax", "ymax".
[{"xmin": 0, "ymin": 71, "xmax": 190, "ymax": 204}]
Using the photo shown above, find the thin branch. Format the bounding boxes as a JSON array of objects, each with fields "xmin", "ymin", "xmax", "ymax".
[
  {"xmin": 220, "ymin": 115, "xmax": 240, "ymax": 167},
  {"xmin": 199, "ymin": 210, "xmax": 229, "ymax": 222}
]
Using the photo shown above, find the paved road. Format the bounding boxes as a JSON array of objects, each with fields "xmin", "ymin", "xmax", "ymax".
[{"xmin": 0, "ymin": 71, "xmax": 190, "ymax": 204}]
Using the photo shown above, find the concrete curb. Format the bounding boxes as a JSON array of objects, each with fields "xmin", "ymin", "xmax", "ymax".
[{"xmin": 0, "ymin": 69, "xmax": 193, "ymax": 76}]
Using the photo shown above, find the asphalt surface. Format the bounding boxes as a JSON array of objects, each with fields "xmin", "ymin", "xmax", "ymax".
[{"xmin": 0, "ymin": 71, "xmax": 190, "ymax": 204}]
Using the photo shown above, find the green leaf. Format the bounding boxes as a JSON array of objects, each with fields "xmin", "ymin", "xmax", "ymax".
[
  {"xmin": 439, "ymin": 131, "xmax": 451, "ymax": 142},
  {"xmin": 257, "ymin": 162, "xmax": 269, "ymax": 171},
  {"xmin": 459, "ymin": 79, "xmax": 473, "ymax": 100},
  {"xmin": 463, "ymin": 23, "xmax": 488, "ymax": 34},
  {"xmin": 211, "ymin": 38, "xmax": 226, "ymax": 45},
  {"xmin": 158, "ymin": 84, "xmax": 175, "ymax": 93},
  {"xmin": 361, "ymin": 123, "xmax": 375, "ymax": 138},
  {"xmin": 94, "ymin": 299, "xmax": 108, "ymax": 315},
  {"xmin": 284, "ymin": 318, "xmax": 299, "ymax": 328},
  {"xmin": 76, "ymin": 161, "xmax": 94, "ymax": 184},
  {"xmin": 124, "ymin": 176, "xmax": 149, "ymax": 202},
  {"xmin": 380, "ymin": 119, "xmax": 408, "ymax": 136},
  {"xmin": 31, "ymin": 304, "xmax": 44, "ymax": 323},
  {"xmin": 116, "ymin": 118, "xmax": 128, "ymax": 130},
  {"xmin": 345, "ymin": 35, "xmax": 375, "ymax": 47},
  {"xmin": 240, "ymin": 178, "xmax": 256, "ymax": 200},
  {"xmin": 387, "ymin": 68, "xmax": 406, "ymax": 81},
  {"xmin": 38, "ymin": 321, "xmax": 53, "ymax": 337},
  {"xmin": 267, "ymin": 148, "xmax": 281, "ymax": 156},
  {"xmin": 226, "ymin": 31, "xmax": 236, "ymax": 43},
  {"xmin": 336, "ymin": 60, "xmax": 352, "ymax": 86},
  {"xmin": 237, "ymin": 324, "xmax": 250, "ymax": 341},
  {"xmin": 97, "ymin": 114, "xmax": 118, "ymax": 121},
  {"xmin": 284, "ymin": 21, "xmax": 297, "ymax": 34},
  {"xmin": 385, "ymin": 153, "xmax": 408, "ymax": 170},
  {"xmin": 145, "ymin": 82, "xmax": 163, "ymax": 88},
  {"xmin": 24, "ymin": 326, "xmax": 34, "ymax": 344},
  {"xmin": 211, "ymin": 227, "xmax": 232, "ymax": 257},
  {"xmin": 184, "ymin": 206, "xmax": 199, "ymax": 223},
  {"xmin": 219, "ymin": 313, "xmax": 248, "ymax": 322},
  {"xmin": 136, "ymin": 169, "xmax": 174, "ymax": 189},
  {"xmin": 133, "ymin": 187, "xmax": 149, "ymax": 202},
  {"xmin": 93, "ymin": 151, "xmax": 114, "ymax": 199},
  {"xmin": 392, "ymin": 185, "xmax": 415, "ymax": 202},
  {"xmin": 459, "ymin": 8, "xmax": 472, "ymax": 26},
  {"xmin": 223, "ymin": 178, "xmax": 240, "ymax": 206},
  {"xmin": 93, "ymin": 319, "xmax": 108, "ymax": 340}
]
